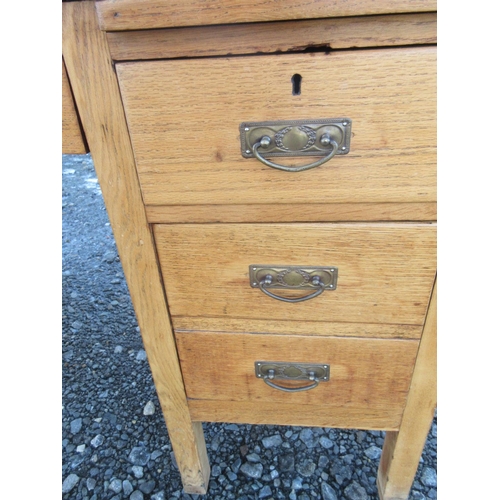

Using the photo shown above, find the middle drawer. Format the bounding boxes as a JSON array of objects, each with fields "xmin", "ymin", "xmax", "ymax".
[{"xmin": 154, "ymin": 223, "xmax": 436, "ymax": 339}]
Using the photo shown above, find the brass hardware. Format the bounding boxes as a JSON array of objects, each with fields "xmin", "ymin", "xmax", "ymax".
[
  {"xmin": 240, "ymin": 118, "xmax": 351, "ymax": 172},
  {"xmin": 255, "ymin": 361, "xmax": 330, "ymax": 393},
  {"xmin": 249, "ymin": 265, "xmax": 337, "ymax": 303}
]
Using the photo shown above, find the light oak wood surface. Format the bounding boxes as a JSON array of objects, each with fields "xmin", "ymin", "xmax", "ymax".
[
  {"xmin": 117, "ymin": 48, "xmax": 436, "ymax": 208},
  {"xmin": 97, "ymin": 0, "xmax": 437, "ymax": 31},
  {"xmin": 107, "ymin": 13, "xmax": 437, "ymax": 61},
  {"xmin": 176, "ymin": 331, "xmax": 419, "ymax": 428},
  {"xmin": 145, "ymin": 202, "xmax": 437, "ymax": 224},
  {"xmin": 174, "ymin": 317, "xmax": 423, "ymax": 340},
  {"xmin": 62, "ymin": 2, "xmax": 209, "ymax": 493},
  {"xmin": 62, "ymin": 59, "xmax": 87, "ymax": 154},
  {"xmin": 377, "ymin": 278, "xmax": 437, "ymax": 499},
  {"xmin": 188, "ymin": 400, "xmax": 404, "ymax": 431},
  {"xmin": 154, "ymin": 223, "xmax": 436, "ymax": 329}
]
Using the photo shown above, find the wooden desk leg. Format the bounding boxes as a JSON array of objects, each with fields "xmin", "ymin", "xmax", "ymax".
[
  {"xmin": 62, "ymin": 2, "xmax": 210, "ymax": 493},
  {"xmin": 377, "ymin": 278, "xmax": 437, "ymax": 500}
]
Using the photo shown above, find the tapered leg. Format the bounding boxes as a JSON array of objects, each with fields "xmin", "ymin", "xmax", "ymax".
[
  {"xmin": 62, "ymin": 2, "xmax": 210, "ymax": 492},
  {"xmin": 377, "ymin": 278, "xmax": 437, "ymax": 499}
]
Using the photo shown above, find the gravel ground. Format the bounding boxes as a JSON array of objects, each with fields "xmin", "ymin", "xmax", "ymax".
[{"xmin": 62, "ymin": 153, "xmax": 437, "ymax": 500}]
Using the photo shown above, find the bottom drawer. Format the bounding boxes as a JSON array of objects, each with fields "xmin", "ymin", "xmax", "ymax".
[{"xmin": 176, "ymin": 331, "xmax": 419, "ymax": 430}]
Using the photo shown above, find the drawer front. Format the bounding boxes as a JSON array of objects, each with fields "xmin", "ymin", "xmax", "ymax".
[
  {"xmin": 117, "ymin": 47, "xmax": 435, "ymax": 208},
  {"xmin": 153, "ymin": 223, "xmax": 436, "ymax": 335},
  {"xmin": 177, "ymin": 331, "xmax": 419, "ymax": 429}
]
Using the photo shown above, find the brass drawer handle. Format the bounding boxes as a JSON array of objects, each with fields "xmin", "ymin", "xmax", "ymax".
[
  {"xmin": 258, "ymin": 274, "xmax": 325, "ymax": 303},
  {"xmin": 255, "ymin": 361, "xmax": 330, "ymax": 393},
  {"xmin": 252, "ymin": 134, "xmax": 338, "ymax": 172},
  {"xmin": 263, "ymin": 371, "xmax": 319, "ymax": 392},
  {"xmin": 240, "ymin": 118, "xmax": 351, "ymax": 172},
  {"xmin": 249, "ymin": 265, "xmax": 338, "ymax": 303}
]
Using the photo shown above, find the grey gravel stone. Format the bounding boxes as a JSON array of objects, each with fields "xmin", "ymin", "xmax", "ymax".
[
  {"xmin": 240, "ymin": 462, "xmax": 264, "ymax": 479},
  {"xmin": 262, "ymin": 434, "xmax": 283, "ymax": 448},
  {"xmin": 104, "ymin": 251, "xmax": 117, "ymax": 263},
  {"xmin": 364, "ymin": 446, "xmax": 382, "ymax": 460},
  {"xmin": 143, "ymin": 400, "xmax": 155, "ymax": 415},
  {"xmin": 319, "ymin": 436, "xmax": 334, "ymax": 449},
  {"xmin": 421, "ymin": 467, "xmax": 437, "ymax": 487},
  {"xmin": 136, "ymin": 349, "xmax": 147, "ymax": 361},
  {"xmin": 151, "ymin": 449, "xmax": 163, "ymax": 460},
  {"xmin": 62, "ymin": 473, "xmax": 80, "ymax": 493},
  {"xmin": 299, "ymin": 428, "xmax": 318, "ymax": 449},
  {"xmin": 130, "ymin": 491, "xmax": 144, "ymax": 500},
  {"xmin": 344, "ymin": 481, "xmax": 369, "ymax": 500},
  {"xmin": 292, "ymin": 477, "xmax": 303, "ymax": 490},
  {"xmin": 86, "ymin": 478, "xmax": 96, "ymax": 491},
  {"xmin": 246, "ymin": 453, "xmax": 261, "ymax": 463},
  {"xmin": 123, "ymin": 479, "xmax": 133, "ymax": 496},
  {"xmin": 70, "ymin": 418, "xmax": 82, "ymax": 434},
  {"xmin": 331, "ymin": 463, "xmax": 353, "ymax": 486},
  {"xmin": 296, "ymin": 459, "xmax": 316, "ymax": 477},
  {"xmin": 109, "ymin": 478, "xmax": 122, "ymax": 493},
  {"xmin": 211, "ymin": 433, "xmax": 223, "ymax": 451},
  {"xmin": 151, "ymin": 492, "xmax": 166, "ymax": 500},
  {"xmin": 90, "ymin": 434, "xmax": 104, "ymax": 448},
  {"xmin": 131, "ymin": 465, "xmax": 144, "ymax": 478},
  {"xmin": 279, "ymin": 454, "xmax": 295, "ymax": 472},
  {"xmin": 231, "ymin": 458, "xmax": 242, "ymax": 473},
  {"xmin": 128, "ymin": 447, "xmax": 150, "ymax": 466},
  {"xmin": 139, "ymin": 480, "xmax": 156, "ymax": 494},
  {"xmin": 411, "ymin": 492, "xmax": 426, "ymax": 500},
  {"xmin": 259, "ymin": 485, "xmax": 273, "ymax": 498}
]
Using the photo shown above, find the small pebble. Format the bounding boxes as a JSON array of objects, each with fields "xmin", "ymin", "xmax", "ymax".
[
  {"xmin": 262, "ymin": 434, "xmax": 283, "ymax": 448},
  {"xmin": 136, "ymin": 349, "xmax": 147, "ymax": 361},
  {"xmin": 131, "ymin": 465, "xmax": 144, "ymax": 478},
  {"xmin": 62, "ymin": 474, "xmax": 79, "ymax": 493},
  {"xmin": 90, "ymin": 435, "xmax": 104, "ymax": 448},
  {"xmin": 143, "ymin": 400, "xmax": 155, "ymax": 415}
]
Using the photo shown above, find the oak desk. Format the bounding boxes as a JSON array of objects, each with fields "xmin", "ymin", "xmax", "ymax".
[{"xmin": 62, "ymin": 2, "xmax": 437, "ymax": 498}]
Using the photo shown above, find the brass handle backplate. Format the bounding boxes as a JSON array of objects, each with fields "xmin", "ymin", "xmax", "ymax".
[
  {"xmin": 249, "ymin": 265, "xmax": 337, "ymax": 303},
  {"xmin": 240, "ymin": 118, "xmax": 351, "ymax": 172},
  {"xmin": 255, "ymin": 361, "xmax": 330, "ymax": 393}
]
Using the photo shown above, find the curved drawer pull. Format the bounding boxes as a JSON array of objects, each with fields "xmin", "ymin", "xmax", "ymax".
[
  {"xmin": 252, "ymin": 134, "xmax": 339, "ymax": 172},
  {"xmin": 263, "ymin": 370, "xmax": 320, "ymax": 393},
  {"xmin": 255, "ymin": 362, "xmax": 330, "ymax": 393},
  {"xmin": 258, "ymin": 274, "xmax": 326, "ymax": 303}
]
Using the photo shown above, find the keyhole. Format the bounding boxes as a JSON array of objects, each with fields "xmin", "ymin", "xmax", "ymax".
[{"xmin": 291, "ymin": 74, "xmax": 302, "ymax": 96}]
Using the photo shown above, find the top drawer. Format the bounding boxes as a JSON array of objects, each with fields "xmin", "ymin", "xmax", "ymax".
[{"xmin": 117, "ymin": 47, "xmax": 435, "ymax": 210}]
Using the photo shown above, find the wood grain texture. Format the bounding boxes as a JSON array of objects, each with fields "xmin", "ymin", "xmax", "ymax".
[
  {"xmin": 62, "ymin": 2, "xmax": 210, "ymax": 493},
  {"xmin": 62, "ymin": 59, "xmax": 87, "ymax": 154},
  {"xmin": 175, "ymin": 317, "xmax": 423, "ymax": 340},
  {"xmin": 97, "ymin": 0, "xmax": 437, "ymax": 31},
  {"xmin": 117, "ymin": 48, "xmax": 436, "ymax": 207},
  {"xmin": 176, "ymin": 331, "xmax": 419, "ymax": 428},
  {"xmin": 153, "ymin": 223, "xmax": 437, "ymax": 328},
  {"xmin": 145, "ymin": 202, "xmax": 437, "ymax": 224},
  {"xmin": 189, "ymin": 401, "xmax": 403, "ymax": 431},
  {"xmin": 107, "ymin": 13, "xmax": 437, "ymax": 61},
  {"xmin": 377, "ymin": 278, "xmax": 437, "ymax": 499}
]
